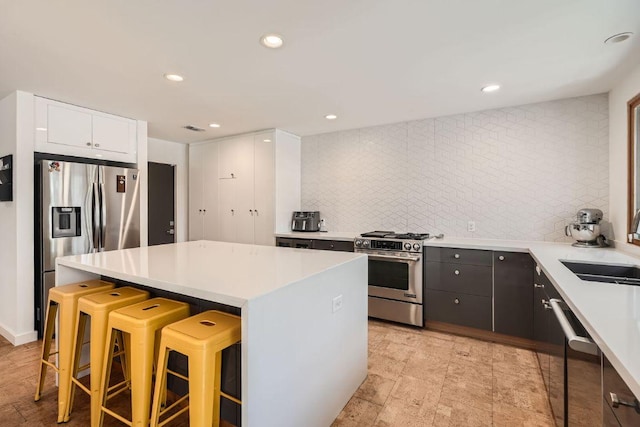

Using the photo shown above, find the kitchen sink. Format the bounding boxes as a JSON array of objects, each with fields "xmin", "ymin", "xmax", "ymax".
[{"xmin": 561, "ymin": 261, "xmax": 640, "ymax": 286}]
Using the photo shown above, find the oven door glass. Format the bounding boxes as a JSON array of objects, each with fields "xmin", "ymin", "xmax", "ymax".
[
  {"xmin": 369, "ymin": 259, "xmax": 409, "ymax": 290},
  {"xmin": 367, "ymin": 255, "xmax": 422, "ymax": 303}
]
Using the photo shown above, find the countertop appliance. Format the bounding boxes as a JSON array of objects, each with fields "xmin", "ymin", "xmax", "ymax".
[
  {"xmin": 34, "ymin": 159, "xmax": 140, "ymax": 337},
  {"xmin": 565, "ymin": 208, "xmax": 608, "ymax": 247},
  {"xmin": 291, "ymin": 211, "xmax": 320, "ymax": 232},
  {"xmin": 354, "ymin": 231, "xmax": 431, "ymax": 327}
]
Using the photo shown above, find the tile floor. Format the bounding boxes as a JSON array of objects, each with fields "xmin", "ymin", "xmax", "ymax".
[
  {"xmin": 332, "ymin": 320, "xmax": 555, "ymax": 427},
  {"xmin": 0, "ymin": 320, "xmax": 553, "ymax": 426}
]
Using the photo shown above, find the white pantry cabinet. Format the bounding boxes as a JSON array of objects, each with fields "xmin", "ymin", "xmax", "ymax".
[
  {"xmin": 34, "ymin": 96, "xmax": 138, "ymax": 163},
  {"xmin": 189, "ymin": 129, "xmax": 301, "ymax": 245},
  {"xmin": 189, "ymin": 142, "xmax": 219, "ymax": 241}
]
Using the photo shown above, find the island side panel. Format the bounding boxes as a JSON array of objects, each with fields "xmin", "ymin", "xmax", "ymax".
[
  {"xmin": 56, "ymin": 263, "xmax": 100, "ymax": 285},
  {"xmin": 242, "ymin": 256, "xmax": 368, "ymax": 427}
]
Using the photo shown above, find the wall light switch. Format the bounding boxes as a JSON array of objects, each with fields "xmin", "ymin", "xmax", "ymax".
[
  {"xmin": 467, "ymin": 221, "xmax": 476, "ymax": 232},
  {"xmin": 332, "ymin": 295, "xmax": 343, "ymax": 313}
]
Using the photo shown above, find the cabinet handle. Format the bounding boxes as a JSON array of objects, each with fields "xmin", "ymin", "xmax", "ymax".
[
  {"xmin": 199, "ymin": 209, "xmax": 202, "ymax": 213},
  {"xmin": 94, "ymin": 143, "xmax": 100, "ymax": 148},
  {"xmin": 454, "ymin": 253, "xmax": 460, "ymax": 259},
  {"xmin": 231, "ymin": 173, "xmax": 235, "ymax": 178},
  {"xmin": 454, "ymin": 298, "xmax": 460, "ymax": 304},
  {"xmin": 249, "ymin": 209, "xmax": 253, "ymax": 215},
  {"xmin": 534, "ymin": 283, "xmax": 545, "ymax": 288},
  {"xmin": 203, "ymin": 209, "xmax": 206, "ymax": 213},
  {"xmin": 86, "ymin": 142, "xmax": 92, "ymax": 146},
  {"xmin": 609, "ymin": 392, "xmax": 640, "ymax": 410},
  {"xmin": 454, "ymin": 270, "xmax": 460, "ymax": 275},
  {"xmin": 498, "ymin": 255, "xmax": 505, "ymax": 261},
  {"xmin": 541, "ymin": 299, "xmax": 552, "ymax": 310},
  {"xmin": 254, "ymin": 209, "xmax": 259, "ymax": 215}
]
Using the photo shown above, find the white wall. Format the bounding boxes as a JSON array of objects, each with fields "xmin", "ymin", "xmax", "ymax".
[
  {"xmin": 609, "ymin": 62, "xmax": 640, "ymax": 254},
  {"xmin": 148, "ymin": 138, "xmax": 189, "ymax": 242},
  {"xmin": 0, "ymin": 91, "xmax": 37, "ymax": 345},
  {"xmin": 302, "ymin": 94, "xmax": 609, "ymax": 241}
]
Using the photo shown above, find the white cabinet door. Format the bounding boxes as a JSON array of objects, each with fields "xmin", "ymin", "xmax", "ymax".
[
  {"xmin": 253, "ymin": 132, "xmax": 275, "ymax": 245},
  {"xmin": 92, "ymin": 114, "xmax": 133, "ymax": 154},
  {"xmin": 201, "ymin": 143, "xmax": 219, "ymax": 241},
  {"xmin": 218, "ymin": 178, "xmax": 236, "ymax": 242},
  {"xmin": 235, "ymin": 135, "xmax": 255, "ymax": 244},
  {"xmin": 218, "ymin": 138, "xmax": 236, "ymax": 179},
  {"xmin": 47, "ymin": 102, "xmax": 93, "ymax": 149},
  {"xmin": 188, "ymin": 145, "xmax": 205, "ymax": 240}
]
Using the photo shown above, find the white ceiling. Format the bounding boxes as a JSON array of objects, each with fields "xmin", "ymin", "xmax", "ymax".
[{"xmin": 1, "ymin": 0, "xmax": 640, "ymax": 143}]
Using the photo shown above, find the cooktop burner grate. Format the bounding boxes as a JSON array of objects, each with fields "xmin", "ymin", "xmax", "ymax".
[{"xmin": 359, "ymin": 231, "xmax": 430, "ymax": 240}]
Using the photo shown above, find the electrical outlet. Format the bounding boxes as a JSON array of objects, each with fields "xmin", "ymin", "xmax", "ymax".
[
  {"xmin": 332, "ymin": 295, "xmax": 343, "ymax": 313},
  {"xmin": 467, "ymin": 221, "xmax": 476, "ymax": 232}
]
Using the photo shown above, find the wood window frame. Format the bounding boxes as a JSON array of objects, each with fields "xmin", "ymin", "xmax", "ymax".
[{"xmin": 627, "ymin": 92, "xmax": 640, "ymax": 246}]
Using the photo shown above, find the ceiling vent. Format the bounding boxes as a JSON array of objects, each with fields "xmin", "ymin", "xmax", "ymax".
[{"xmin": 183, "ymin": 125, "xmax": 205, "ymax": 132}]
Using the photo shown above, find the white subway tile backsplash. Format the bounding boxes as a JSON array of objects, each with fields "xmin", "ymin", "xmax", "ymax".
[{"xmin": 301, "ymin": 94, "xmax": 609, "ymax": 242}]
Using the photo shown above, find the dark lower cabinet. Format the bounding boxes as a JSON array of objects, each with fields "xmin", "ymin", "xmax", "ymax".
[
  {"xmin": 424, "ymin": 261, "xmax": 492, "ymax": 297},
  {"xmin": 493, "ymin": 252, "xmax": 533, "ymax": 339},
  {"xmin": 275, "ymin": 237, "xmax": 353, "ymax": 252},
  {"xmin": 425, "ymin": 289, "xmax": 492, "ymax": 330},
  {"xmin": 602, "ymin": 355, "xmax": 640, "ymax": 426}
]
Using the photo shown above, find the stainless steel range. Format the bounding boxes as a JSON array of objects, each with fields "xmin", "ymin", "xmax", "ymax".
[{"xmin": 354, "ymin": 231, "xmax": 430, "ymax": 327}]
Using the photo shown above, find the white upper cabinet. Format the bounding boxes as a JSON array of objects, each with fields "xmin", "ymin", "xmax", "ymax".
[{"xmin": 35, "ymin": 96, "xmax": 138, "ymax": 163}]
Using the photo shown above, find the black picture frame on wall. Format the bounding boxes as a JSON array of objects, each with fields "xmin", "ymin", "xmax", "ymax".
[{"xmin": 0, "ymin": 154, "xmax": 13, "ymax": 202}]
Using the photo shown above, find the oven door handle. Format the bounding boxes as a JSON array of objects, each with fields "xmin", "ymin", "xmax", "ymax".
[
  {"xmin": 549, "ymin": 298, "xmax": 598, "ymax": 356},
  {"xmin": 367, "ymin": 254, "xmax": 421, "ymax": 263}
]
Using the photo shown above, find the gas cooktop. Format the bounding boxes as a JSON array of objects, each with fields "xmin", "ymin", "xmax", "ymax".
[{"xmin": 359, "ymin": 231, "xmax": 431, "ymax": 240}]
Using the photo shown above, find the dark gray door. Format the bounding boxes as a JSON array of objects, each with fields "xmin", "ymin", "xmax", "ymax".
[{"xmin": 148, "ymin": 162, "xmax": 175, "ymax": 245}]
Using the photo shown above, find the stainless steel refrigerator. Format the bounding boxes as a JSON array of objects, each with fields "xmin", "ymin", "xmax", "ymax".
[{"xmin": 34, "ymin": 159, "xmax": 140, "ymax": 336}]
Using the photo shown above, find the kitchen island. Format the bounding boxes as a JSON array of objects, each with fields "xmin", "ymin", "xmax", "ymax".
[{"xmin": 56, "ymin": 240, "xmax": 368, "ymax": 427}]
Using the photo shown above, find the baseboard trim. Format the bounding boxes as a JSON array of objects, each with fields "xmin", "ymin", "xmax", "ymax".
[
  {"xmin": 425, "ymin": 321, "xmax": 538, "ymax": 350},
  {"xmin": 0, "ymin": 323, "xmax": 38, "ymax": 346}
]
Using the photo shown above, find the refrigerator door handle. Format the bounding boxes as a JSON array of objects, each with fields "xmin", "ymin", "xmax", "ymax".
[
  {"xmin": 99, "ymin": 182, "xmax": 106, "ymax": 250},
  {"xmin": 92, "ymin": 183, "xmax": 100, "ymax": 250}
]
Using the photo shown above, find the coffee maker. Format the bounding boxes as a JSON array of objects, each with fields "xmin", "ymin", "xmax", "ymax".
[
  {"xmin": 291, "ymin": 211, "xmax": 321, "ymax": 232},
  {"xmin": 565, "ymin": 208, "xmax": 608, "ymax": 247}
]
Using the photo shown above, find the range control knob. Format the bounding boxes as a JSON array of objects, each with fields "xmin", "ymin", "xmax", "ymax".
[
  {"xmin": 363, "ymin": 240, "xmax": 370, "ymax": 247},
  {"xmin": 413, "ymin": 243, "xmax": 421, "ymax": 251},
  {"xmin": 404, "ymin": 242, "xmax": 412, "ymax": 250},
  {"xmin": 355, "ymin": 239, "xmax": 362, "ymax": 247}
]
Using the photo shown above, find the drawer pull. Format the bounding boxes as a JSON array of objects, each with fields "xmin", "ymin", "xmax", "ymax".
[
  {"xmin": 542, "ymin": 299, "xmax": 552, "ymax": 310},
  {"xmin": 534, "ymin": 283, "xmax": 545, "ymax": 288},
  {"xmin": 454, "ymin": 298, "xmax": 460, "ymax": 304},
  {"xmin": 498, "ymin": 255, "xmax": 505, "ymax": 261},
  {"xmin": 454, "ymin": 270, "xmax": 460, "ymax": 275},
  {"xmin": 609, "ymin": 392, "xmax": 640, "ymax": 412},
  {"xmin": 454, "ymin": 254, "xmax": 460, "ymax": 259}
]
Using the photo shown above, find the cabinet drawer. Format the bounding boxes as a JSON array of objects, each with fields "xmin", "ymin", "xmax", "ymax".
[
  {"xmin": 425, "ymin": 262, "xmax": 492, "ymax": 297},
  {"xmin": 425, "ymin": 247, "xmax": 492, "ymax": 266},
  {"xmin": 312, "ymin": 239, "xmax": 354, "ymax": 252},
  {"xmin": 603, "ymin": 355, "xmax": 640, "ymax": 426},
  {"xmin": 425, "ymin": 289, "xmax": 491, "ymax": 330}
]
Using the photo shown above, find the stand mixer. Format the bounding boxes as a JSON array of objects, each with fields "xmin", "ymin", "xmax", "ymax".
[{"xmin": 565, "ymin": 208, "xmax": 608, "ymax": 247}]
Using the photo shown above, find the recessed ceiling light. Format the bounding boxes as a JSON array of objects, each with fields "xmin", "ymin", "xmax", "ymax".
[
  {"xmin": 481, "ymin": 84, "xmax": 501, "ymax": 93},
  {"xmin": 325, "ymin": 114, "xmax": 338, "ymax": 120},
  {"xmin": 260, "ymin": 34, "xmax": 284, "ymax": 49},
  {"xmin": 164, "ymin": 73, "xmax": 184, "ymax": 82},
  {"xmin": 604, "ymin": 32, "xmax": 633, "ymax": 44},
  {"xmin": 209, "ymin": 123, "xmax": 221, "ymax": 128}
]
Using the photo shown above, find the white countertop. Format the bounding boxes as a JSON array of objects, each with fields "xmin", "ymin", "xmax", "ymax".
[
  {"xmin": 526, "ymin": 243, "xmax": 640, "ymax": 398},
  {"xmin": 56, "ymin": 240, "xmax": 365, "ymax": 308}
]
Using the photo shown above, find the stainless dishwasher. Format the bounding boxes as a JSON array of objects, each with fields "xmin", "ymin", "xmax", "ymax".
[{"xmin": 549, "ymin": 298, "xmax": 602, "ymax": 426}]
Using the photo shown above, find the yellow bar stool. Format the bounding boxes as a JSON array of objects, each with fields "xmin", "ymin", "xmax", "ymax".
[
  {"xmin": 98, "ymin": 297, "xmax": 190, "ymax": 427},
  {"xmin": 65, "ymin": 286, "xmax": 150, "ymax": 425},
  {"xmin": 150, "ymin": 310, "xmax": 241, "ymax": 427},
  {"xmin": 34, "ymin": 279, "xmax": 115, "ymax": 423}
]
